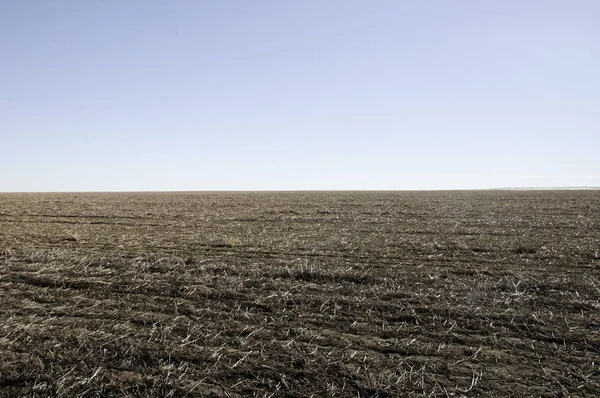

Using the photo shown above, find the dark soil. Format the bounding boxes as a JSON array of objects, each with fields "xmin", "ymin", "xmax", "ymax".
[{"xmin": 1, "ymin": 191, "xmax": 599, "ymax": 397}]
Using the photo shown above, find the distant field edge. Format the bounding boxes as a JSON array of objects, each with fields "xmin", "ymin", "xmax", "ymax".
[{"xmin": 0, "ymin": 187, "xmax": 599, "ymax": 194}]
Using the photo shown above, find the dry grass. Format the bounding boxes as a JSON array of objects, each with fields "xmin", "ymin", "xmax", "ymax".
[{"xmin": 0, "ymin": 190, "xmax": 599, "ymax": 397}]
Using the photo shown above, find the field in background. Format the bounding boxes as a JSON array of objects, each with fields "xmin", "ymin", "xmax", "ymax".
[{"xmin": 1, "ymin": 191, "xmax": 599, "ymax": 397}]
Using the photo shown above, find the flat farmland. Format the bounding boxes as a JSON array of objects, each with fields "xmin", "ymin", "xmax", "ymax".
[{"xmin": 1, "ymin": 191, "xmax": 599, "ymax": 397}]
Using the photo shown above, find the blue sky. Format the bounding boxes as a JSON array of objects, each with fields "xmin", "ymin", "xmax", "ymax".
[{"xmin": 1, "ymin": 1, "xmax": 598, "ymax": 191}]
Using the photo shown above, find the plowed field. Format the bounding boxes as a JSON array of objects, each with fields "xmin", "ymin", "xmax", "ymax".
[{"xmin": 1, "ymin": 191, "xmax": 599, "ymax": 397}]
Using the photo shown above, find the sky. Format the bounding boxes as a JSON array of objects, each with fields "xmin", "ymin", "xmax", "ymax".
[{"xmin": 1, "ymin": 1, "xmax": 599, "ymax": 191}]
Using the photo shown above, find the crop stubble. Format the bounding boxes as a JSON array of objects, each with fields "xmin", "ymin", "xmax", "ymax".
[{"xmin": 0, "ymin": 191, "xmax": 599, "ymax": 396}]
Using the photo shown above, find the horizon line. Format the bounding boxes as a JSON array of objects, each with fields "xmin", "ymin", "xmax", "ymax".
[{"xmin": 1, "ymin": 187, "xmax": 599, "ymax": 194}]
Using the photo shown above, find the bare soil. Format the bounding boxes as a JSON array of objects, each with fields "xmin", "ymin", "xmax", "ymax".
[{"xmin": 1, "ymin": 191, "xmax": 599, "ymax": 397}]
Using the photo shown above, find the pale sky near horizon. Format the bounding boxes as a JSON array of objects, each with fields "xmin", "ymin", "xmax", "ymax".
[{"xmin": 1, "ymin": 1, "xmax": 599, "ymax": 191}]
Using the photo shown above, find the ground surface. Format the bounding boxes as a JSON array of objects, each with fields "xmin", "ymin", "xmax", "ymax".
[{"xmin": 0, "ymin": 191, "xmax": 599, "ymax": 397}]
